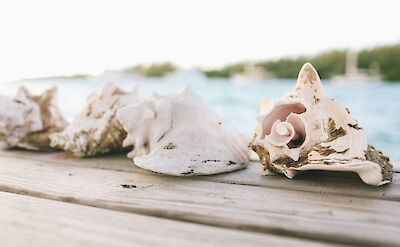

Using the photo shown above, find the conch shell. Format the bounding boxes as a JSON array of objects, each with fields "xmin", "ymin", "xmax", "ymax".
[
  {"xmin": 0, "ymin": 87, "xmax": 67, "ymax": 150},
  {"xmin": 117, "ymin": 87, "xmax": 250, "ymax": 176},
  {"xmin": 50, "ymin": 82, "xmax": 139, "ymax": 157},
  {"xmin": 251, "ymin": 63, "xmax": 393, "ymax": 186}
]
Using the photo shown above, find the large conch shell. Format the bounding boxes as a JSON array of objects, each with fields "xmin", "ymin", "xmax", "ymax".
[
  {"xmin": 251, "ymin": 63, "xmax": 393, "ymax": 186},
  {"xmin": 0, "ymin": 87, "xmax": 67, "ymax": 150},
  {"xmin": 50, "ymin": 83, "xmax": 139, "ymax": 157},
  {"xmin": 116, "ymin": 87, "xmax": 250, "ymax": 176}
]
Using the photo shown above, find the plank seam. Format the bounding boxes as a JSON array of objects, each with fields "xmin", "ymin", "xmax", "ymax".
[
  {"xmin": 0, "ymin": 184, "xmax": 392, "ymax": 247},
  {"xmin": 1, "ymin": 154, "xmax": 399, "ymax": 202}
]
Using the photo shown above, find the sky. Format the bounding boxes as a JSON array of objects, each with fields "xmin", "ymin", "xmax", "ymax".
[{"xmin": 0, "ymin": 0, "xmax": 399, "ymax": 82}]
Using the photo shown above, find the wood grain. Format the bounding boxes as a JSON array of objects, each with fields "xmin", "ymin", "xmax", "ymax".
[
  {"xmin": 1, "ymin": 191, "xmax": 340, "ymax": 247},
  {"xmin": 0, "ymin": 155, "xmax": 399, "ymax": 246},
  {"xmin": 2, "ymin": 150, "xmax": 399, "ymax": 201}
]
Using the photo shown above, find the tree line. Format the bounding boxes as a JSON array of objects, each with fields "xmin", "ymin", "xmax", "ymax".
[{"xmin": 202, "ymin": 44, "xmax": 400, "ymax": 82}]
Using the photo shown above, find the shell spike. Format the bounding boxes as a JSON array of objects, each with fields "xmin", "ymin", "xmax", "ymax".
[
  {"xmin": 40, "ymin": 87, "xmax": 57, "ymax": 105},
  {"xmin": 101, "ymin": 82, "xmax": 119, "ymax": 99},
  {"xmin": 16, "ymin": 86, "xmax": 31, "ymax": 98},
  {"xmin": 294, "ymin": 63, "xmax": 325, "ymax": 99},
  {"xmin": 178, "ymin": 86, "xmax": 197, "ymax": 98}
]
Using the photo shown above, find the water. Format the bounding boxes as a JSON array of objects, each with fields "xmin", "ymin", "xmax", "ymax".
[{"xmin": 1, "ymin": 71, "xmax": 399, "ymax": 159}]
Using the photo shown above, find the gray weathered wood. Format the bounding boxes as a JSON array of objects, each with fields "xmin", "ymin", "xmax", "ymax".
[
  {"xmin": 0, "ymin": 156, "xmax": 399, "ymax": 246},
  {"xmin": 1, "ymin": 191, "xmax": 338, "ymax": 247},
  {"xmin": 2, "ymin": 150, "xmax": 399, "ymax": 201}
]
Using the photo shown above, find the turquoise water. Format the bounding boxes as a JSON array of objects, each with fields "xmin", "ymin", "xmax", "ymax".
[{"xmin": 1, "ymin": 72, "xmax": 399, "ymax": 159}]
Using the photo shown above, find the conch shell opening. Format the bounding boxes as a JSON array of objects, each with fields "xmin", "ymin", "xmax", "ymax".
[
  {"xmin": 267, "ymin": 113, "xmax": 306, "ymax": 148},
  {"xmin": 261, "ymin": 102, "xmax": 307, "ymax": 149}
]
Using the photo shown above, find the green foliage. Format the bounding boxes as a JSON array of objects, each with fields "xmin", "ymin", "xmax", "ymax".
[
  {"xmin": 310, "ymin": 50, "xmax": 346, "ymax": 79},
  {"xmin": 126, "ymin": 62, "xmax": 176, "ymax": 77},
  {"xmin": 358, "ymin": 44, "xmax": 400, "ymax": 81},
  {"xmin": 257, "ymin": 58, "xmax": 308, "ymax": 79},
  {"xmin": 202, "ymin": 44, "xmax": 400, "ymax": 81},
  {"xmin": 203, "ymin": 52, "xmax": 346, "ymax": 80},
  {"xmin": 203, "ymin": 63, "xmax": 245, "ymax": 78},
  {"xmin": 256, "ymin": 51, "xmax": 346, "ymax": 79}
]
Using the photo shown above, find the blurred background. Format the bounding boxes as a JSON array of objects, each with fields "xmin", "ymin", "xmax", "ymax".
[{"xmin": 0, "ymin": 0, "xmax": 399, "ymax": 159}]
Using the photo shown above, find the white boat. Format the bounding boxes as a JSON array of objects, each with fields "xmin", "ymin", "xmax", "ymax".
[
  {"xmin": 332, "ymin": 50, "xmax": 382, "ymax": 85},
  {"xmin": 90, "ymin": 70, "xmax": 144, "ymax": 84},
  {"xmin": 232, "ymin": 64, "xmax": 271, "ymax": 85}
]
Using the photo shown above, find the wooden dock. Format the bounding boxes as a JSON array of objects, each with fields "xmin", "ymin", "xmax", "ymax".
[{"xmin": 0, "ymin": 150, "xmax": 399, "ymax": 247}]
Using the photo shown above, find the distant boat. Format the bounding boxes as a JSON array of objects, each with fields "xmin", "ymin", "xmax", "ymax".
[
  {"xmin": 164, "ymin": 69, "xmax": 207, "ymax": 82},
  {"xmin": 232, "ymin": 64, "xmax": 272, "ymax": 85},
  {"xmin": 332, "ymin": 50, "xmax": 382, "ymax": 85},
  {"xmin": 91, "ymin": 70, "xmax": 144, "ymax": 83}
]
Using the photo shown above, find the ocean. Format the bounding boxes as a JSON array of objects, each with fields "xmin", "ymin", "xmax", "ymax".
[{"xmin": 1, "ymin": 70, "xmax": 399, "ymax": 159}]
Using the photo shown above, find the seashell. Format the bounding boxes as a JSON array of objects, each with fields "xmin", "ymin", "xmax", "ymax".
[
  {"xmin": 50, "ymin": 82, "xmax": 139, "ymax": 157},
  {"xmin": 0, "ymin": 86, "xmax": 67, "ymax": 150},
  {"xmin": 116, "ymin": 87, "xmax": 250, "ymax": 176},
  {"xmin": 251, "ymin": 63, "xmax": 393, "ymax": 186}
]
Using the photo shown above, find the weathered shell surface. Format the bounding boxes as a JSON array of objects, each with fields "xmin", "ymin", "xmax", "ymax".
[
  {"xmin": 117, "ymin": 87, "xmax": 250, "ymax": 176},
  {"xmin": 50, "ymin": 82, "xmax": 139, "ymax": 157},
  {"xmin": 251, "ymin": 63, "xmax": 393, "ymax": 186},
  {"xmin": 0, "ymin": 87, "xmax": 67, "ymax": 150}
]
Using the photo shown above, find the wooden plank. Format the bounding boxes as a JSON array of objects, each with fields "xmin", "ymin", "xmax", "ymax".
[
  {"xmin": 5, "ymin": 149, "xmax": 400, "ymax": 171},
  {"xmin": 1, "ymin": 191, "xmax": 338, "ymax": 247},
  {"xmin": 0, "ymin": 150, "xmax": 134, "ymax": 172},
  {"xmin": 0, "ymin": 156, "xmax": 399, "ymax": 246},
  {"xmin": 203, "ymin": 163, "xmax": 400, "ymax": 201},
  {"xmin": 2, "ymin": 150, "xmax": 400, "ymax": 201}
]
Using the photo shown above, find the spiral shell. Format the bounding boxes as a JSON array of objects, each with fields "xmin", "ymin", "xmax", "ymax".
[{"xmin": 251, "ymin": 63, "xmax": 393, "ymax": 186}]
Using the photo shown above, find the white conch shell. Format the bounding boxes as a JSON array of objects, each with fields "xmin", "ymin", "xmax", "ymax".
[
  {"xmin": 50, "ymin": 82, "xmax": 139, "ymax": 157},
  {"xmin": 0, "ymin": 87, "xmax": 67, "ymax": 150},
  {"xmin": 251, "ymin": 63, "xmax": 393, "ymax": 186},
  {"xmin": 117, "ymin": 87, "xmax": 250, "ymax": 176}
]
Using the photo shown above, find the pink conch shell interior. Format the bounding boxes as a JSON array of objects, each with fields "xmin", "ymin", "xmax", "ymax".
[
  {"xmin": 268, "ymin": 120, "xmax": 295, "ymax": 146},
  {"xmin": 263, "ymin": 103, "xmax": 306, "ymax": 148}
]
